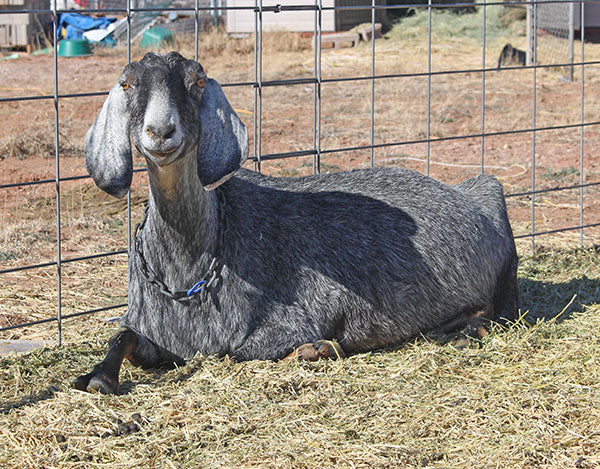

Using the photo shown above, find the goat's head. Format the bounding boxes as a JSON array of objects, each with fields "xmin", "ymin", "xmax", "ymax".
[{"xmin": 84, "ymin": 52, "xmax": 248, "ymax": 198}]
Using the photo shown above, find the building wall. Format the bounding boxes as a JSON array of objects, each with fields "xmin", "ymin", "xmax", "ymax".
[
  {"xmin": 226, "ymin": 0, "xmax": 335, "ymax": 34},
  {"xmin": 575, "ymin": 1, "xmax": 600, "ymax": 29}
]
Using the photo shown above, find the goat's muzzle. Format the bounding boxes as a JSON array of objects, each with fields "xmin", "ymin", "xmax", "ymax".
[{"xmin": 146, "ymin": 145, "xmax": 180, "ymax": 159}]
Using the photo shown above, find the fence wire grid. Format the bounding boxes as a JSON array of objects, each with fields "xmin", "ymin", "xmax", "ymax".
[
  {"xmin": 0, "ymin": 0, "xmax": 598, "ymax": 345},
  {"xmin": 533, "ymin": 0, "xmax": 575, "ymax": 79}
]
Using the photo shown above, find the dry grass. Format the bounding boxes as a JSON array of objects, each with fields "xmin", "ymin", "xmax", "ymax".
[
  {"xmin": 2, "ymin": 10, "xmax": 600, "ymax": 466},
  {"xmin": 1, "ymin": 247, "xmax": 600, "ymax": 468},
  {"xmin": 93, "ymin": 27, "xmax": 311, "ymax": 61},
  {"xmin": 0, "ymin": 121, "xmax": 81, "ymax": 161},
  {"xmin": 2, "ymin": 5, "xmax": 600, "ymax": 327}
]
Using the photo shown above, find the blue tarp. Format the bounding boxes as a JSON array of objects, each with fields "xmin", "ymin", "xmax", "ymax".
[{"xmin": 58, "ymin": 13, "xmax": 117, "ymax": 40}]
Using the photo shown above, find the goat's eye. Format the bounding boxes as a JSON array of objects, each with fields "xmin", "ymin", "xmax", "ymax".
[
  {"xmin": 196, "ymin": 79, "xmax": 205, "ymax": 88},
  {"xmin": 121, "ymin": 82, "xmax": 130, "ymax": 90}
]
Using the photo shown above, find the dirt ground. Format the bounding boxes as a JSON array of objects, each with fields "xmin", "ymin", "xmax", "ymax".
[{"xmin": 2, "ymin": 9, "xmax": 600, "ymax": 338}]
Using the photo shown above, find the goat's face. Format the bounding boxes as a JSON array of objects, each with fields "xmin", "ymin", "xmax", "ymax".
[
  {"xmin": 122, "ymin": 53, "xmax": 207, "ymax": 167},
  {"xmin": 85, "ymin": 52, "xmax": 248, "ymax": 199}
]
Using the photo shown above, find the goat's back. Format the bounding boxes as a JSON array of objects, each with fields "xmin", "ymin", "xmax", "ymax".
[{"xmin": 218, "ymin": 167, "xmax": 516, "ymax": 353}]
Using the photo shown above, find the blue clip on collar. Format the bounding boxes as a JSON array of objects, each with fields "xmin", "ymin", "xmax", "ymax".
[{"xmin": 187, "ymin": 280, "xmax": 207, "ymax": 297}]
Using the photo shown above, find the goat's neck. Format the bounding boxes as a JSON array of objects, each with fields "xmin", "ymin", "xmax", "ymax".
[{"xmin": 146, "ymin": 152, "xmax": 218, "ymax": 251}]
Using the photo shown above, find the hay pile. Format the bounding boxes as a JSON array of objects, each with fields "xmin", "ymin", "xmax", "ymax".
[{"xmin": 1, "ymin": 248, "xmax": 600, "ymax": 468}]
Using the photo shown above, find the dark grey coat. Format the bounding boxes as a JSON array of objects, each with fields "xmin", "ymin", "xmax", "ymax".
[{"xmin": 85, "ymin": 52, "xmax": 519, "ymax": 364}]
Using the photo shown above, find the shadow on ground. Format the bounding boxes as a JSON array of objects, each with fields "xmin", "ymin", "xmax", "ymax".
[
  {"xmin": 0, "ymin": 386, "xmax": 57, "ymax": 415},
  {"xmin": 519, "ymin": 275, "xmax": 600, "ymax": 323}
]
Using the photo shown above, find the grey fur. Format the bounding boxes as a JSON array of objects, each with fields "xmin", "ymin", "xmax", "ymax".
[
  {"xmin": 85, "ymin": 84, "xmax": 132, "ymax": 198},
  {"xmin": 84, "ymin": 52, "xmax": 519, "ymax": 365}
]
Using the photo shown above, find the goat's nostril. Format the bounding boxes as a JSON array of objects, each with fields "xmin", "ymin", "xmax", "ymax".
[
  {"xmin": 145, "ymin": 123, "xmax": 176, "ymax": 139},
  {"xmin": 164, "ymin": 127, "xmax": 176, "ymax": 139}
]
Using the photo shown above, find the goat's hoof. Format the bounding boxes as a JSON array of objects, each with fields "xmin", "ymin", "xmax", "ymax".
[
  {"xmin": 72, "ymin": 373, "xmax": 92, "ymax": 391},
  {"xmin": 450, "ymin": 337, "xmax": 471, "ymax": 349},
  {"xmin": 449, "ymin": 327, "xmax": 489, "ymax": 349},
  {"xmin": 73, "ymin": 371, "xmax": 118, "ymax": 394},
  {"xmin": 294, "ymin": 340, "xmax": 346, "ymax": 361},
  {"xmin": 87, "ymin": 375, "xmax": 119, "ymax": 394}
]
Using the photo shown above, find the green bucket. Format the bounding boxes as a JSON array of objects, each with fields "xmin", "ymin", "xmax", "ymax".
[
  {"xmin": 141, "ymin": 27, "xmax": 174, "ymax": 49},
  {"xmin": 57, "ymin": 39, "xmax": 93, "ymax": 58}
]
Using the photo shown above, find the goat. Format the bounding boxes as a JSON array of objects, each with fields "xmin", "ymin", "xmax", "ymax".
[{"xmin": 74, "ymin": 52, "xmax": 519, "ymax": 394}]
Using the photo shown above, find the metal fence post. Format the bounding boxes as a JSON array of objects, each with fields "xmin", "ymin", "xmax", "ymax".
[
  {"xmin": 313, "ymin": 0, "xmax": 322, "ymax": 175},
  {"xmin": 52, "ymin": 0, "xmax": 62, "ymax": 347},
  {"xmin": 370, "ymin": 0, "xmax": 375, "ymax": 168},
  {"xmin": 580, "ymin": 0, "xmax": 586, "ymax": 246},
  {"xmin": 426, "ymin": 0, "xmax": 432, "ymax": 176},
  {"xmin": 480, "ymin": 0, "xmax": 486, "ymax": 174},
  {"xmin": 531, "ymin": 1, "xmax": 538, "ymax": 253},
  {"xmin": 569, "ymin": 0, "xmax": 575, "ymax": 82},
  {"xmin": 526, "ymin": 1, "xmax": 534, "ymax": 66}
]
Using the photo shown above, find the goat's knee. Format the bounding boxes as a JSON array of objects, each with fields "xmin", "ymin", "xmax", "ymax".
[{"xmin": 127, "ymin": 333, "xmax": 185, "ymax": 370}]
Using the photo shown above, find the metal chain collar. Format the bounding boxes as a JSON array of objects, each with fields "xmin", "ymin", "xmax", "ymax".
[{"xmin": 134, "ymin": 189, "xmax": 226, "ymax": 303}]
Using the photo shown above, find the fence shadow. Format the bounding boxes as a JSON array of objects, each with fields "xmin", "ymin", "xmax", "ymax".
[
  {"xmin": 0, "ymin": 387, "xmax": 57, "ymax": 415},
  {"xmin": 518, "ymin": 275, "xmax": 600, "ymax": 323}
]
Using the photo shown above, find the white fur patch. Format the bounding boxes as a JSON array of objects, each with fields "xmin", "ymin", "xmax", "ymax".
[{"xmin": 141, "ymin": 87, "xmax": 183, "ymax": 150}]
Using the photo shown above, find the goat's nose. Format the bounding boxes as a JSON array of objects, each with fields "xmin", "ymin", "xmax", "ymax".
[{"xmin": 145, "ymin": 122, "xmax": 176, "ymax": 139}]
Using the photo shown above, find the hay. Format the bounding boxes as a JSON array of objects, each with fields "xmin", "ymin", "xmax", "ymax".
[
  {"xmin": 2, "ymin": 11, "xmax": 600, "ymax": 466},
  {"xmin": 0, "ymin": 121, "xmax": 81, "ymax": 161},
  {"xmin": 393, "ymin": 5, "xmax": 527, "ymax": 44},
  {"xmin": 1, "ymin": 248, "xmax": 600, "ymax": 468}
]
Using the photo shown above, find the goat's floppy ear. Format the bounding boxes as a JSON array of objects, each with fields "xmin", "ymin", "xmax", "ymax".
[
  {"xmin": 197, "ymin": 79, "xmax": 249, "ymax": 190},
  {"xmin": 84, "ymin": 84, "xmax": 132, "ymax": 199}
]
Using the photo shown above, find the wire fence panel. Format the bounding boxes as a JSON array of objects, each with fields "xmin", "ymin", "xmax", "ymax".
[
  {"xmin": 0, "ymin": 0, "xmax": 598, "ymax": 343},
  {"xmin": 530, "ymin": 0, "xmax": 575, "ymax": 79}
]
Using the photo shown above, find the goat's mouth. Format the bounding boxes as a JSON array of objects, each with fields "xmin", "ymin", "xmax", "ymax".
[
  {"xmin": 146, "ymin": 146, "xmax": 179, "ymax": 158},
  {"xmin": 142, "ymin": 143, "xmax": 186, "ymax": 165}
]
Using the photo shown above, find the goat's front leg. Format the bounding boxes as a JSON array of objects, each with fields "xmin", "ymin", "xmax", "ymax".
[
  {"xmin": 74, "ymin": 327, "xmax": 186, "ymax": 394},
  {"xmin": 73, "ymin": 327, "xmax": 138, "ymax": 394}
]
